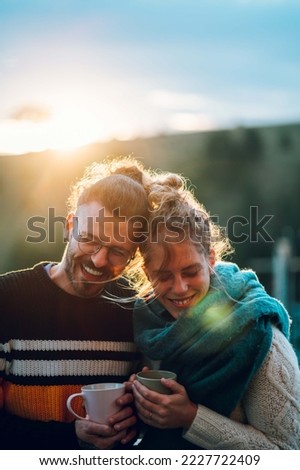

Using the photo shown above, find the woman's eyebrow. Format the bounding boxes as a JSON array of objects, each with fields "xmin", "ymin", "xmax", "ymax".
[
  {"xmin": 182, "ymin": 263, "xmax": 202, "ymax": 271},
  {"xmin": 152, "ymin": 263, "xmax": 202, "ymax": 275}
]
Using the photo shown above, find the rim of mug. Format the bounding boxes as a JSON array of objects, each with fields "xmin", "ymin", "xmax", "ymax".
[
  {"xmin": 136, "ymin": 370, "xmax": 177, "ymax": 380},
  {"xmin": 82, "ymin": 383, "xmax": 125, "ymax": 391}
]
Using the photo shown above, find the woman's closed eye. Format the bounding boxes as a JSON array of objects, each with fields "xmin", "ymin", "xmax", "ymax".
[
  {"xmin": 182, "ymin": 268, "xmax": 201, "ymax": 278},
  {"xmin": 156, "ymin": 268, "xmax": 201, "ymax": 283}
]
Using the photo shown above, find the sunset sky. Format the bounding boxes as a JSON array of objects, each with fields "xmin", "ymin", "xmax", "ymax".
[{"xmin": 1, "ymin": 0, "xmax": 300, "ymax": 155}]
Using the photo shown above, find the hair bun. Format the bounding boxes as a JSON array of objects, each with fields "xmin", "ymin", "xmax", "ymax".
[
  {"xmin": 153, "ymin": 173, "xmax": 185, "ymax": 190},
  {"xmin": 146, "ymin": 172, "xmax": 189, "ymax": 210}
]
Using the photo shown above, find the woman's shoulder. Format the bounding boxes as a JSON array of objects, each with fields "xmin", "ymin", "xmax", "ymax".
[
  {"xmin": 250, "ymin": 325, "xmax": 300, "ymax": 399},
  {"xmin": 270, "ymin": 325, "xmax": 299, "ymax": 368}
]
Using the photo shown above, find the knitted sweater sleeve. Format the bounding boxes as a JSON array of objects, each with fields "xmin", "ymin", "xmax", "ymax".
[{"xmin": 183, "ymin": 327, "xmax": 300, "ymax": 449}]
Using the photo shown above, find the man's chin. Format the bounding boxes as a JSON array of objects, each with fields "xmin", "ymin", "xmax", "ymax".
[{"xmin": 72, "ymin": 279, "xmax": 106, "ymax": 298}]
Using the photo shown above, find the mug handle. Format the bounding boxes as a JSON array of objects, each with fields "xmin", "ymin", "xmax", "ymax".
[{"xmin": 66, "ymin": 393, "xmax": 85, "ymax": 420}]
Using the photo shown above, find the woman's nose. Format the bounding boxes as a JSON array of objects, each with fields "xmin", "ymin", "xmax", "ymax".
[{"xmin": 172, "ymin": 276, "xmax": 189, "ymax": 295}]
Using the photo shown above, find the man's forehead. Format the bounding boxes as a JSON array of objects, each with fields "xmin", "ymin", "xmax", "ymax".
[
  {"xmin": 74, "ymin": 201, "xmax": 146, "ymax": 244},
  {"xmin": 74, "ymin": 203, "xmax": 132, "ymax": 238},
  {"xmin": 76, "ymin": 201, "xmax": 110, "ymax": 218},
  {"xmin": 77, "ymin": 202, "xmax": 133, "ymax": 219}
]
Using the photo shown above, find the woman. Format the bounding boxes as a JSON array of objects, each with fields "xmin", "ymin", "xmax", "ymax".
[{"xmin": 131, "ymin": 173, "xmax": 300, "ymax": 449}]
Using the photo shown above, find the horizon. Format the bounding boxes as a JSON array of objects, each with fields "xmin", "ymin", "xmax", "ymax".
[{"xmin": 1, "ymin": 119, "xmax": 299, "ymax": 158}]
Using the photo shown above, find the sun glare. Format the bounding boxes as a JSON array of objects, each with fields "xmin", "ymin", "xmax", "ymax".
[
  {"xmin": 47, "ymin": 108, "xmax": 103, "ymax": 151},
  {"xmin": 0, "ymin": 107, "xmax": 106, "ymax": 155}
]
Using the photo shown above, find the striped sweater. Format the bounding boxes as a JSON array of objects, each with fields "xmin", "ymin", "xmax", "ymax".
[{"xmin": 0, "ymin": 262, "xmax": 140, "ymax": 449}]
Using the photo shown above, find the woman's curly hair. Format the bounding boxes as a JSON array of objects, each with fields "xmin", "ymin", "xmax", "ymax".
[{"xmin": 131, "ymin": 171, "xmax": 233, "ymax": 297}]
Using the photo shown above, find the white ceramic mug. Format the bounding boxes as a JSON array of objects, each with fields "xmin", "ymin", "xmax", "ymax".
[
  {"xmin": 136, "ymin": 370, "xmax": 177, "ymax": 394},
  {"xmin": 66, "ymin": 383, "xmax": 125, "ymax": 424}
]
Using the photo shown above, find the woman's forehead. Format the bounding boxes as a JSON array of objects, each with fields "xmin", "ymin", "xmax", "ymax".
[{"xmin": 147, "ymin": 240, "xmax": 205, "ymax": 268}]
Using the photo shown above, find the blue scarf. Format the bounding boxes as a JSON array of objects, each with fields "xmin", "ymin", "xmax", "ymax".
[{"xmin": 134, "ymin": 262, "xmax": 290, "ymax": 417}]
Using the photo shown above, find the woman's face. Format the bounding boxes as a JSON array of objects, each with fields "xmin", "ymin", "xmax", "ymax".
[{"xmin": 144, "ymin": 240, "xmax": 215, "ymax": 319}]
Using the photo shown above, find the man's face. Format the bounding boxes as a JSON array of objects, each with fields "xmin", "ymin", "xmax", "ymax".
[{"xmin": 62, "ymin": 201, "xmax": 136, "ymax": 298}]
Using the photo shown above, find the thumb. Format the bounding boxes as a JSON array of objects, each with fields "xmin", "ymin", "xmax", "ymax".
[{"xmin": 161, "ymin": 377, "xmax": 184, "ymax": 394}]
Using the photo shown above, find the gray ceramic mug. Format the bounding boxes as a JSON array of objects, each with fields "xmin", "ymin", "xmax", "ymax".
[{"xmin": 136, "ymin": 370, "xmax": 177, "ymax": 394}]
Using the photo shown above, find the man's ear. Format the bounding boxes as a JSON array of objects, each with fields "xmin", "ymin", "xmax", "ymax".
[{"xmin": 64, "ymin": 212, "xmax": 75, "ymax": 242}]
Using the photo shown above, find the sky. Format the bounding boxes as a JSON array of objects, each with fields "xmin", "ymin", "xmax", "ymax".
[{"xmin": 0, "ymin": 0, "xmax": 300, "ymax": 155}]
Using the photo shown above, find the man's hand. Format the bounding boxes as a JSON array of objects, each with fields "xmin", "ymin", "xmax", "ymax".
[
  {"xmin": 75, "ymin": 419, "xmax": 127, "ymax": 449},
  {"xmin": 75, "ymin": 390, "xmax": 138, "ymax": 449}
]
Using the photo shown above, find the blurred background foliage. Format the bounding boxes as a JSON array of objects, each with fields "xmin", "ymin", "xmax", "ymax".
[{"xmin": 1, "ymin": 121, "xmax": 299, "ymax": 274}]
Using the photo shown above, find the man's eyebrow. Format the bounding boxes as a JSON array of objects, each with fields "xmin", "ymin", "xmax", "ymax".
[
  {"xmin": 77, "ymin": 231, "xmax": 99, "ymax": 241},
  {"xmin": 78, "ymin": 231, "xmax": 93, "ymax": 237}
]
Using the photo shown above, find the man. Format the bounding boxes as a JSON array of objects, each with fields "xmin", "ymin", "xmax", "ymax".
[{"xmin": 0, "ymin": 157, "xmax": 150, "ymax": 449}]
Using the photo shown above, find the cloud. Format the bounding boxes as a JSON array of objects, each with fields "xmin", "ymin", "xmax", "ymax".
[
  {"xmin": 9, "ymin": 105, "xmax": 51, "ymax": 123},
  {"xmin": 148, "ymin": 90, "xmax": 208, "ymax": 110},
  {"xmin": 169, "ymin": 113, "xmax": 216, "ymax": 132},
  {"xmin": 2, "ymin": 58, "xmax": 18, "ymax": 69}
]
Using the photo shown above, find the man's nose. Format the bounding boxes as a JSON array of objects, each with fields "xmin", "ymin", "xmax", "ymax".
[{"xmin": 90, "ymin": 246, "xmax": 109, "ymax": 267}]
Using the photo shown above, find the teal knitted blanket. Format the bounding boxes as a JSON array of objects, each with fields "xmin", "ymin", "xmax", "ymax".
[{"xmin": 134, "ymin": 262, "xmax": 291, "ymax": 417}]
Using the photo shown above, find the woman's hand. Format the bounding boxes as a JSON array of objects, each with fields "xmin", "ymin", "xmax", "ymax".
[
  {"xmin": 132, "ymin": 378, "xmax": 197, "ymax": 430},
  {"xmin": 126, "ymin": 366, "xmax": 150, "ymax": 388}
]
